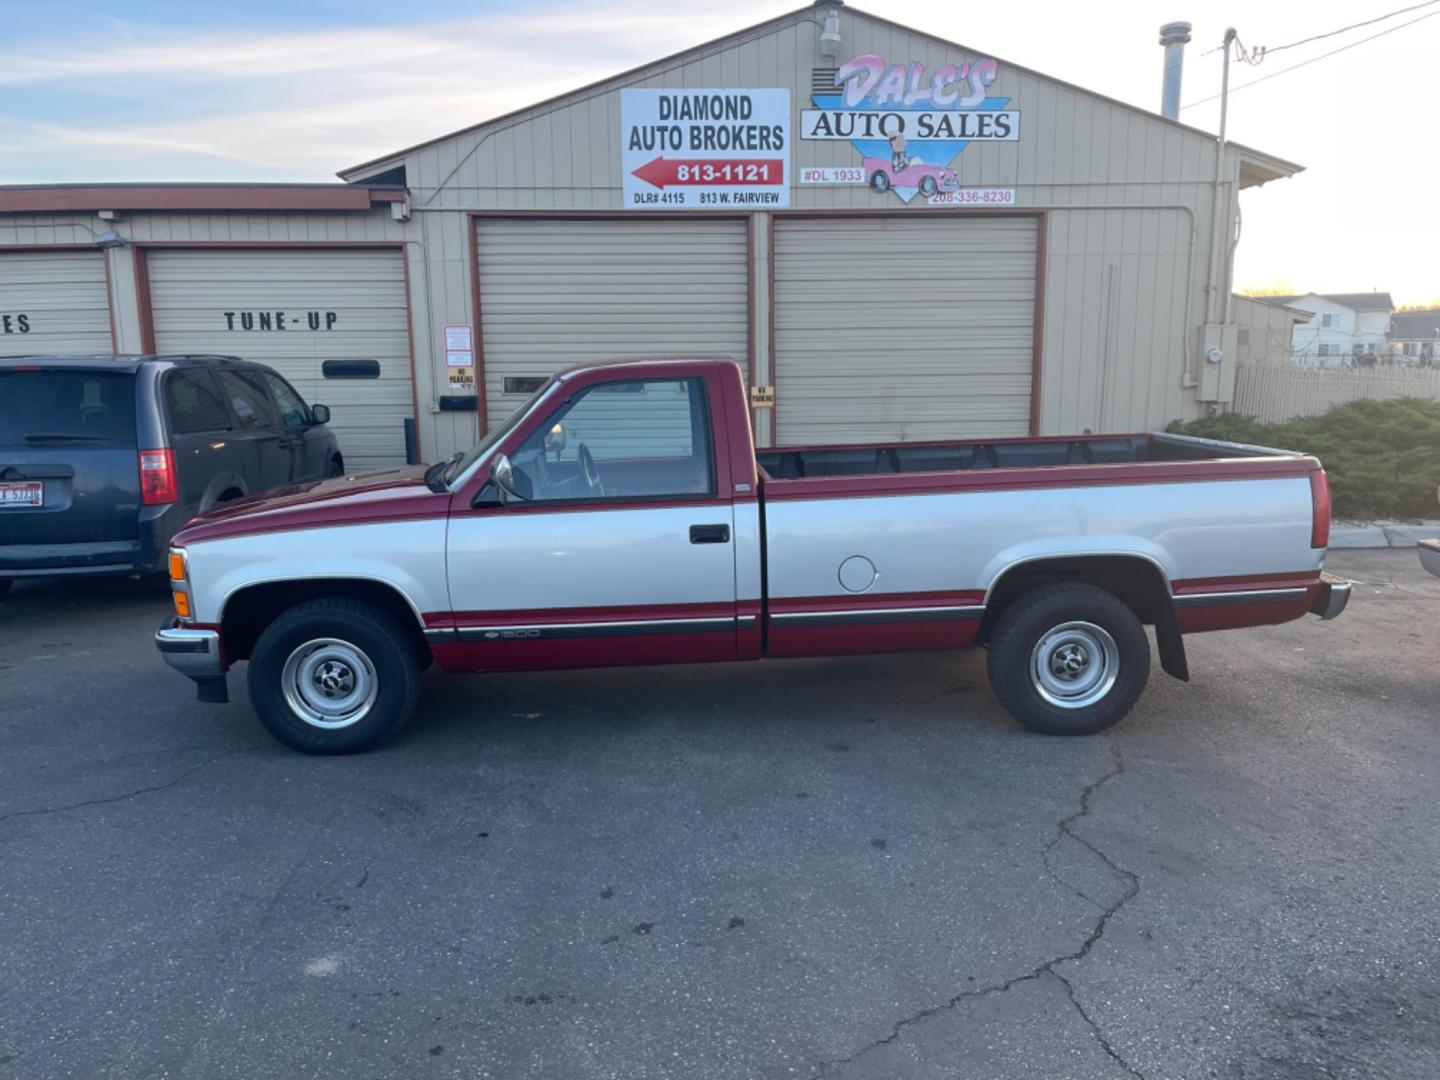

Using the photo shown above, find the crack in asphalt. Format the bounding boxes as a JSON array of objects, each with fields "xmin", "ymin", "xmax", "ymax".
[
  {"xmin": 813, "ymin": 742, "xmax": 1145, "ymax": 1079},
  {"xmin": 0, "ymin": 743, "xmax": 268, "ymax": 824}
]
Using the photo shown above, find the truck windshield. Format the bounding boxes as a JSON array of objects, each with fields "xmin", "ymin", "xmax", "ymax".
[
  {"xmin": 440, "ymin": 377, "xmax": 556, "ymax": 487},
  {"xmin": 0, "ymin": 370, "xmax": 136, "ymax": 445}
]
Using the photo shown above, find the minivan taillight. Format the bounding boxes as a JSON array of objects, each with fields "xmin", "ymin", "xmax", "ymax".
[
  {"xmin": 139, "ymin": 449, "xmax": 178, "ymax": 506},
  {"xmin": 1309, "ymin": 470, "xmax": 1332, "ymax": 549}
]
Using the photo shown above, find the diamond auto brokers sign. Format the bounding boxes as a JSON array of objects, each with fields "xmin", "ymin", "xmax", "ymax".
[{"xmin": 622, "ymin": 89, "xmax": 790, "ymax": 209}]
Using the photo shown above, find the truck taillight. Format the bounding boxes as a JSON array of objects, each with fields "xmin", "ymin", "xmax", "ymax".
[
  {"xmin": 139, "ymin": 449, "xmax": 178, "ymax": 506},
  {"xmin": 1310, "ymin": 470, "xmax": 1332, "ymax": 549}
]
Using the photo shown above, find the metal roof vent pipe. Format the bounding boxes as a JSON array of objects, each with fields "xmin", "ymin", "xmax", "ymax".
[
  {"xmin": 818, "ymin": 5, "xmax": 842, "ymax": 59},
  {"xmin": 1159, "ymin": 21, "xmax": 1192, "ymax": 121}
]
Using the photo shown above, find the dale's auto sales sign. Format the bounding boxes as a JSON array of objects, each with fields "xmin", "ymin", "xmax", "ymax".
[{"xmin": 801, "ymin": 54, "xmax": 1020, "ymax": 204}]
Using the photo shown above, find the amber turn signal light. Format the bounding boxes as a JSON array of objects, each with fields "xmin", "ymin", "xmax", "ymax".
[
  {"xmin": 172, "ymin": 590, "xmax": 191, "ymax": 618},
  {"xmin": 168, "ymin": 550, "xmax": 187, "ymax": 582}
]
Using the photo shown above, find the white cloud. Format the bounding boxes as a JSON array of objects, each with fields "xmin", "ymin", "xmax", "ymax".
[{"xmin": 2, "ymin": 2, "xmax": 781, "ymax": 179}]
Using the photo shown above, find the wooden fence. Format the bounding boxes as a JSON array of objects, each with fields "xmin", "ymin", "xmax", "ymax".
[{"xmin": 1232, "ymin": 364, "xmax": 1440, "ymax": 422}]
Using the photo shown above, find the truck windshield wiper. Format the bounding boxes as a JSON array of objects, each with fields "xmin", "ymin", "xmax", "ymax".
[{"xmin": 23, "ymin": 433, "xmax": 111, "ymax": 443}]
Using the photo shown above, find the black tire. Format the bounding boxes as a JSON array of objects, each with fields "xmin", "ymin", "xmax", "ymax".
[
  {"xmin": 327, "ymin": 457, "xmax": 344, "ymax": 478},
  {"xmin": 247, "ymin": 597, "xmax": 421, "ymax": 754},
  {"xmin": 985, "ymin": 583, "xmax": 1149, "ymax": 736},
  {"xmin": 869, "ymin": 170, "xmax": 891, "ymax": 193},
  {"xmin": 918, "ymin": 175, "xmax": 937, "ymax": 197}
]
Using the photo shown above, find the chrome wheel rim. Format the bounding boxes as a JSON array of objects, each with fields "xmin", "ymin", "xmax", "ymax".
[
  {"xmin": 281, "ymin": 637, "xmax": 377, "ymax": 730},
  {"xmin": 1030, "ymin": 621, "xmax": 1119, "ymax": 709}
]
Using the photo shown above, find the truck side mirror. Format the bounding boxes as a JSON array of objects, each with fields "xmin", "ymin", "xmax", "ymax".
[
  {"xmin": 309, "ymin": 403, "xmax": 331, "ymax": 425},
  {"xmin": 543, "ymin": 423, "xmax": 567, "ymax": 456},
  {"xmin": 490, "ymin": 454, "xmax": 530, "ymax": 502}
]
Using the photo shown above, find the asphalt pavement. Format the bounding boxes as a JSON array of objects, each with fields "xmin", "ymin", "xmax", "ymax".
[{"xmin": 1, "ymin": 550, "xmax": 1437, "ymax": 1080}]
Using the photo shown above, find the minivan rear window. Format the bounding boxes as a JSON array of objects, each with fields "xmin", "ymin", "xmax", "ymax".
[{"xmin": 0, "ymin": 370, "xmax": 137, "ymax": 445}]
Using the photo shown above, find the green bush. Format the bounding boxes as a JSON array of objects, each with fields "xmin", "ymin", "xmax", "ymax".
[{"xmin": 1167, "ymin": 398, "xmax": 1440, "ymax": 519}]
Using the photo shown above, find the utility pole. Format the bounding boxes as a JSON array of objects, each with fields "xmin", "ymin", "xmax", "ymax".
[{"xmin": 1207, "ymin": 27, "xmax": 1237, "ymax": 328}]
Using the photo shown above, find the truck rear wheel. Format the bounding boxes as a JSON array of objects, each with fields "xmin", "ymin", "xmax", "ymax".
[
  {"xmin": 247, "ymin": 597, "xmax": 420, "ymax": 754},
  {"xmin": 985, "ymin": 583, "xmax": 1149, "ymax": 736}
]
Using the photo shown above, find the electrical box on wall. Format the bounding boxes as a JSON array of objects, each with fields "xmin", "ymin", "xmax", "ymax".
[{"xmin": 1197, "ymin": 323, "xmax": 1240, "ymax": 403}]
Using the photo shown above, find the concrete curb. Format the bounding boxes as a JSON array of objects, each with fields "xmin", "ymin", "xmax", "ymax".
[{"xmin": 1329, "ymin": 521, "xmax": 1440, "ymax": 549}]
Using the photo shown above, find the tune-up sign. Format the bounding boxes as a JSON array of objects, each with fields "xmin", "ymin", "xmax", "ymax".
[{"xmin": 622, "ymin": 89, "xmax": 790, "ymax": 209}]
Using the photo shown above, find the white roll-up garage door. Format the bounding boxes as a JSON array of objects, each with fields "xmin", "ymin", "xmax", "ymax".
[
  {"xmin": 773, "ymin": 216, "xmax": 1038, "ymax": 445},
  {"xmin": 146, "ymin": 249, "xmax": 412, "ymax": 471},
  {"xmin": 0, "ymin": 251, "xmax": 112, "ymax": 355},
  {"xmin": 475, "ymin": 218, "xmax": 748, "ymax": 432}
]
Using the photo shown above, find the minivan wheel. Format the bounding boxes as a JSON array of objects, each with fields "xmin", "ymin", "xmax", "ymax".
[
  {"xmin": 985, "ymin": 583, "xmax": 1150, "ymax": 736},
  {"xmin": 247, "ymin": 598, "xmax": 420, "ymax": 754}
]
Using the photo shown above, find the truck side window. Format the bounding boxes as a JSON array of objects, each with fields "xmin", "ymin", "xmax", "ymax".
[
  {"xmin": 512, "ymin": 377, "xmax": 715, "ymax": 501},
  {"xmin": 165, "ymin": 370, "xmax": 232, "ymax": 435}
]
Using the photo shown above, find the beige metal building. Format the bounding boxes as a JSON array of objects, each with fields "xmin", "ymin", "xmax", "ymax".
[{"xmin": 0, "ymin": 3, "xmax": 1301, "ymax": 467}]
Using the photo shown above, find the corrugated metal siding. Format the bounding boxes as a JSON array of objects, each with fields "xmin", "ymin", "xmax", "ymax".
[
  {"xmin": 0, "ymin": 251, "xmax": 111, "ymax": 355},
  {"xmin": 475, "ymin": 218, "xmax": 748, "ymax": 431},
  {"xmin": 405, "ymin": 9, "xmax": 1229, "ymax": 211},
  {"xmin": 773, "ymin": 216, "xmax": 1037, "ymax": 444},
  {"xmin": 145, "ymin": 249, "xmax": 413, "ymax": 470}
]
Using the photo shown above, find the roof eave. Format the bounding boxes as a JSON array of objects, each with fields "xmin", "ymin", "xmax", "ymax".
[
  {"xmin": 1236, "ymin": 146, "xmax": 1305, "ymax": 190},
  {"xmin": 0, "ymin": 182, "xmax": 406, "ymax": 214}
]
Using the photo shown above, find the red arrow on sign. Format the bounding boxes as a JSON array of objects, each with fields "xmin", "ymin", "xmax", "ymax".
[{"xmin": 631, "ymin": 156, "xmax": 785, "ymax": 189}]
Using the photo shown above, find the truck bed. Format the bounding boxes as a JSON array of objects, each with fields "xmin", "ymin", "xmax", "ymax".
[{"xmin": 755, "ymin": 432, "xmax": 1299, "ymax": 480}]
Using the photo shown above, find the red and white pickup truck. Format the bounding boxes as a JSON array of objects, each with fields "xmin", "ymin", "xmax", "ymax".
[{"xmin": 156, "ymin": 357, "xmax": 1350, "ymax": 754}]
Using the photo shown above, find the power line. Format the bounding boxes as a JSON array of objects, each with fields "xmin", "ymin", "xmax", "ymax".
[
  {"xmin": 1198, "ymin": 0, "xmax": 1440, "ymax": 57},
  {"xmin": 1181, "ymin": 8, "xmax": 1440, "ymax": 109}
]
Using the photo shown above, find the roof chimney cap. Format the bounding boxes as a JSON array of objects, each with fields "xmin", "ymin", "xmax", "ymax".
[
  {"xmin": 1157, "ymin": 21, "xmax": 1192, "ymax": 45},
  {"xmin": 818, "ymin": 6, "xmax": 842, "ymax": 58},
  {"xmin": 1160, "ymin": 21, "xmax": 1192, "ymax": 46}
]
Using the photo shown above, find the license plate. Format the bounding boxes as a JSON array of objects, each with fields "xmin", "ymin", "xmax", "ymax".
[{"xmin": 0, "ymin": 481, "xmax": 43, "ymax": 507}]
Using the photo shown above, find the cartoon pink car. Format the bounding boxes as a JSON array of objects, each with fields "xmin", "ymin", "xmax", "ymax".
[{"xmin": 862, "ymin": 156, "xmax": 957, "ymax": 196}]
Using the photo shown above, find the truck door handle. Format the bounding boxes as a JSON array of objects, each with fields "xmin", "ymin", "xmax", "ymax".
[{"xmin": 689, "ymin": 524, "xmax": 730, "ymax": 544}]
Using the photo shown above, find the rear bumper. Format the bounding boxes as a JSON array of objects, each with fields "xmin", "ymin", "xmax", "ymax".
[
  {"xmin": 156, "ymin": 615, "xmax": 229, "ymax": 703},
  {"xmin": 1419, "ymin": 539, "xmax": 1440, "ymax": 578},
  {"xmin": 0, "ymin": 504, "xmax": 184, "ymax": 578},
  {"xmin": 1309, "ymin": 572, "xmax": 1352, "ymax": 620}
]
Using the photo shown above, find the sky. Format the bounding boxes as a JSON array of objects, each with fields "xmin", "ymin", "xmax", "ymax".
[{"xmin": 2, "ymin": 0, "xmax": 1437, "ymax": 304}]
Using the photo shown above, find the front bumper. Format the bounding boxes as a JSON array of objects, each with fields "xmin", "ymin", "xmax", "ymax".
[
  {"xmin": 1309, "ymin": 572, "xmax": 1352, "ymax": 620},
  {"xmin": 155, "ymin": 615, "xmax": 229, "ymax": 702}
]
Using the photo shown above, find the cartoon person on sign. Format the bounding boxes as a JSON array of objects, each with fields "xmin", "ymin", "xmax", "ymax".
[{"xmin": 889, "ymin": 132, "xmax": 911, "ymax": 173}]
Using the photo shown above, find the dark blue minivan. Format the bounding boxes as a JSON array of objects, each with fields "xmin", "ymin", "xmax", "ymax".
[{"xmin": 0, "ymin": 355, "xmax": 341, "ymax": 593}]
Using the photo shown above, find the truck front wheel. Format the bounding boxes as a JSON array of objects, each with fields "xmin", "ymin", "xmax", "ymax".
[
  {"xmin": 247, "ymin": 598, "xmax": 421, "ymax": 754},
  {"xmin": 985, "ymin": 583, "xmax": 1149, "ymax": 736}
]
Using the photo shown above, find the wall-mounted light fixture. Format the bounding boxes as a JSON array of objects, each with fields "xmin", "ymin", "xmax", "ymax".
[{"xmin": 96, "ymin": 229, "xmax": 127, "ymax": 249}]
